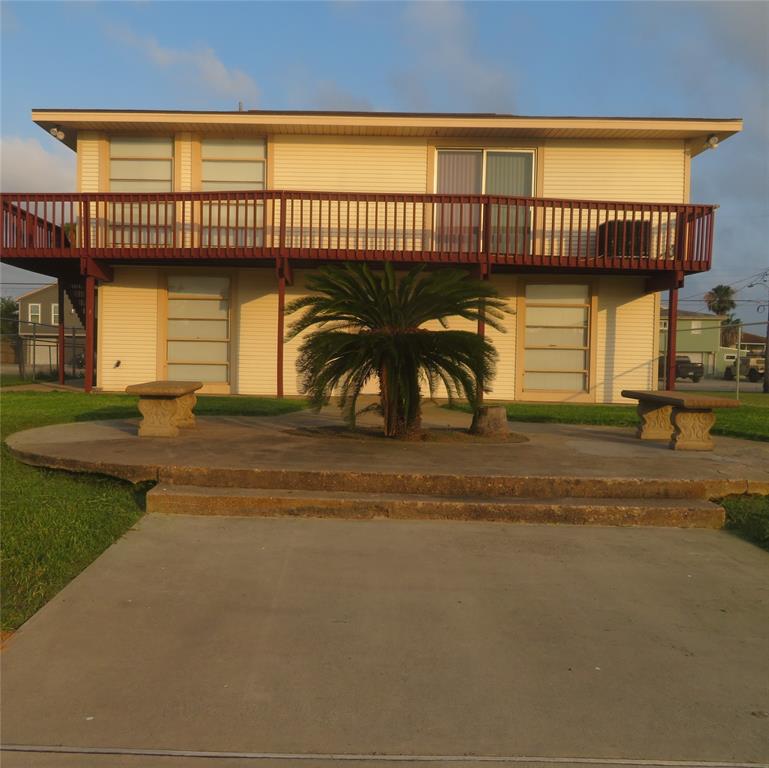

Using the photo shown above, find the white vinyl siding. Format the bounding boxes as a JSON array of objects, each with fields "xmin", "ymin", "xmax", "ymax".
[
  {"xmin": 178, "ymin": 133, "xmax": 193, "ymax": 191},
  {"xmin": 594, "ymin": 276, "xmax": 657, "ymax": 403},
  {"xmin": 236, "ymin": 269, "xmax": 278, "ymax": 395},
  {"xmin": 272, "ymin": 135, "xmax": 428, "ymax": 192},
  {"xmin": 98, "ymin": 267, "xmax": 159, "ymax": 390},
  {"xmin": 281, "ymin": 271, "xmax": 312, "ymax": 397},
  {"xmin": 542, "ymin": 139, "xmax": 686, "ymax": 203},
  {"xmin": 77, "ymin": 132, "xmax": 101, "ymax": 193}
]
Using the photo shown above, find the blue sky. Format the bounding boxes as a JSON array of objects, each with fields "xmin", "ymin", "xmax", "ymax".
[{"xmin": 1, "ymin": 1, "xmax": 767, "ymax": 322}]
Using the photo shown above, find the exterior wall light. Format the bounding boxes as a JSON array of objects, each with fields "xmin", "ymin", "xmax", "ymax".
[
  {"xmin": 705, "ymin": 134, "xmax": 719, "ymax": 150},
  {"xmin": 49, "ymin": 126, "xmax": 65, "ymax": 140}
]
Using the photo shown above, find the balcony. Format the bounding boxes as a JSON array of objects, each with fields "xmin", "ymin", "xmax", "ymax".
[{"xmin": 1, "ymin": 190, "xmax": 715, "ymax": 274}]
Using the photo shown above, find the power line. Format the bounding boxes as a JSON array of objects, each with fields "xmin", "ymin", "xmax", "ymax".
[{"xmin": 678, "ymin": 268, "xmax": 769, "ymax": 303}]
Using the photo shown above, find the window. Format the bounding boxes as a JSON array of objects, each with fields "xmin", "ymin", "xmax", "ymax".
[
  {"xmin": 109, "ymin": 137, "xmax": 174, "ymax": 245},
  {"xmin": 51, "ymin": 303, "xmax": 59, "ymax": 325},
  {"xmin": 166, "ymin": 275, "xmax": 230, "ymax": 384},
  {"xmin": 661, "ymin": 320, "xmax": 669, "ymax": 331},
  {"xmin": 522, "ymin": 284, "xmax": 591, "ymax": 393},
  {"xmin": 435, "ymin": 149, "xmax": 534, "ymax": 253},
  {"xmin": 201, "ymin": 138, "xmax": 265, "ymax": 192},
  {"xmin": 28, "ymin": 304, "xmax": 41, "ymax": 323},
  {"xmin": 110, "ymin": 137, "xmax": 174, "ymax": 192},
  {"xmin": 201, "ymin": 139, "xmax": 266, "ymax": 247},
  {"xmin": 690, "ymin": 320, "xmax": 702, "ymax": 335}
]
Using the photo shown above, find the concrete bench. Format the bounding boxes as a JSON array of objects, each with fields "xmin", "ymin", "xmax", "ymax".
[
  {"xmin": 621, "ymin": 389, "xmax": 740, "ymax": 451},
  {"xmin": 125, "ymin": 380, "xmax": 203, "ymax": 438}
]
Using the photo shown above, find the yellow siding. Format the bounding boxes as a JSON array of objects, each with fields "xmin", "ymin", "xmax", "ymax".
[
  {"xmin": 486, "ymin": 274, "xmax": 517, "ymax": 400},
  {"xmin": 542, "ymin": 139, "xmax": 686, "ymax": 203},
  {"xmin": 76, "ymin": 132, "xmax": 101, "ymax": 192},
  {"xmin": 178, "ymin": 132, "xmax": 193, "ymax": 191},
  {"xmin": 98, "ymin": 267, "xmax": 159, "ymax": 391},
  {"xmin": 235, "ymin": 268, "xmax": 278, "ymax": 395},
  {"xmin": 594, "ymin": 276, "xmax": 657, "ymax": 403},
  {"xmin": 272, "ymin": 135, "xmax": 428, "ymax": 192},
  {"xmin": 281, "ymin": 270, "xmax": 312, "ymax": 397}
]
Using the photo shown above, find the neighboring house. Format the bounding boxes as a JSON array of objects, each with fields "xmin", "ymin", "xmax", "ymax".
[
  {"xmin": 739, "ymin": 331, "xmax": 767, "ymax": 358},
  {"xmin": 717, "ymin": 332, "xmax": 768, "ymax": 380},
  {"xmin": 0, "ymin": 109, "xmax": 741, "ymax": 401},
  {"xmin": 15, "ymin": 283, "xmax": 85, "ymax": 368},
  {"xmin": 659, "ymin": 308, "xmax": 724, "ymax": 376}
]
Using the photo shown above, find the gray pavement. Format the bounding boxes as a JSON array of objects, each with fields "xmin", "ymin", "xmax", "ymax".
[{"xmin": 2, "ymin": 514, "xmax": 768, "ymax": 767}]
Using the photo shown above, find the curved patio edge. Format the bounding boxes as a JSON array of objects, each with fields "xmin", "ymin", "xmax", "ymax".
[{"xmin": 5, "ymin": 416, "xmax": 769, "ymax": 501}]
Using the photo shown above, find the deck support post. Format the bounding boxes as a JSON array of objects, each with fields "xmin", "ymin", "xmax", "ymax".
[
  {"xmin": 57, "ymin": 279, "xmax": 65, "ymax": 385},
  {"xmin": 276, "ymin": 193, "xmax": 289, "ymax": 399},
  {"xmin": 84, "ymin": 274, "xmax": 95, "ymax": 393},
  {"xmin": 277, "ymin": 269, "xmax": 285, "ymax": 399},
  {"xmin": 665, "ymin": 284, "xmax": 679, "ymax": 391}
]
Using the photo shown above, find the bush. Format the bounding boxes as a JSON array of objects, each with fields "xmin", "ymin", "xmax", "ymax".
[{"xmin": 721, "ymin": 495, "xmax": 769, "ymax": 550}]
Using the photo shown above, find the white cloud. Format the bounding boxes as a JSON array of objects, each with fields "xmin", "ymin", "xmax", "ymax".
[
  {"xmin": 392, "ymin": 1, "xmax": 517, "ymax": 112},
  {"xmin": 0, "ymin": 136, "xmax": 75, "ymax": 192},
  {"xmin": 0, "ymin": 137, "xmax": 75, "ymax": 297},
  {"xmin": 108, "ymin": 24, "xmax": 260, "ymax": 107}
]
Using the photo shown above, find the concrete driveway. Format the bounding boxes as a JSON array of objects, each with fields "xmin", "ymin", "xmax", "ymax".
[{"xmin": 2, "ymin": 515, "xmax": 768, "ymax": 768}]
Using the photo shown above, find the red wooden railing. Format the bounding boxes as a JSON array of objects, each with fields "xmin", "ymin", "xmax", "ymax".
[{"xmin": 1, "ymin": 191, "xmax": 716, "ymax": 272}]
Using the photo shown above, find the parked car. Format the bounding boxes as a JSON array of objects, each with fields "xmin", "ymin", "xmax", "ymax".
[
  {"xmin": 724, "ymin": 355, "xmax": 765, "ymax": 383},
  {"xmin": 658, "ymin": 355, "xmax": 704, "ymax": 383}
]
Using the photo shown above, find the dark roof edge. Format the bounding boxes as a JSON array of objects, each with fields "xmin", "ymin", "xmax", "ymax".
[{"xmin": 31, "ymin": 108, "xmax": 744, "ymax": 122}]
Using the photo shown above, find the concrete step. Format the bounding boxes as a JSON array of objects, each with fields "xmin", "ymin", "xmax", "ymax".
[
  {"xmin": 147, "ymin": 484, "xmax": 725, "ymax": 528},
  {"xmin": 157, "ymin": 466, "xmax": 739, "ymax": 501}
]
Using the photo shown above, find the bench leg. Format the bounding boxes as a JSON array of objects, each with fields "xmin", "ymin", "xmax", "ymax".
[
  {"xmin": 174, "ymin": 393, "xmax": 197, "ymax": 428},
  {"xmin": 636, "ymin": 402, "xmax": 673, "ymax": 440},
  {"xmin": 137, "ymin": 397, "xmax": 180, "ymax": 438},
  {"xmin": 669, "ymin": 407, "xmax": 715, "ymax": 451}
]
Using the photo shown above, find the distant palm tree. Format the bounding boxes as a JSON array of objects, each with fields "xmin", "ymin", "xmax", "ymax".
[
  {"xmin": 286, "ymin": 263, "xmax": 510, "ymax": 438},
  {"xmin": 704, "ymin": 285, "xmax": 740, "ymax": 347},
  {"xmin": 704, "ymin": 284, "xmax": 737, "ymax": 316}
]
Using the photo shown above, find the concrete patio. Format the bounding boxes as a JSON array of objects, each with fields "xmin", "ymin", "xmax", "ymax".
[
  {"xmin": 7, "ymin": 401, "xmax": 769, "ymax": 488},
  {"xmin": 5, "ymin": 401, "xmax": 769, "ymax": 528}
]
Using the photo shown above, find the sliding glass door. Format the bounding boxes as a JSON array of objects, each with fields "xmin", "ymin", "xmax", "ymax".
[
  {"xmin": 436, "ymin": 149, "xmax": 534, "ymax": 255},
  {"xmin": 485, "ymin": 151, "xmax": 533, "ymax": 256}
]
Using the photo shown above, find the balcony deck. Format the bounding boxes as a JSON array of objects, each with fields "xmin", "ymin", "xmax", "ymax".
[{"xmin": 1, "ymin": 190, "xmax": 715, "ymax": 276}]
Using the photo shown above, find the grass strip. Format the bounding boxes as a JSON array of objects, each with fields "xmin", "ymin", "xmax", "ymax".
[{"xmin": 0, "ymin": 391, "xmax": 305, "ymax": 630}]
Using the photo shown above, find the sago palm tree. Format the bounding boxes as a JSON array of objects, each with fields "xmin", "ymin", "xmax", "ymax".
[{"xmin": 285, "ymin": 263, "xmax": 510, "ymax": 438}]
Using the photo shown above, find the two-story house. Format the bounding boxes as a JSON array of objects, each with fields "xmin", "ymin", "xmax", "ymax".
[{"xmin": 0, "ymin": 109, "xmax": 741, "ymax": 400}]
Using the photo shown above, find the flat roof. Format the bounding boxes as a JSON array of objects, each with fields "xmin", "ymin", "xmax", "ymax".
[{"xmin": 32, "ymin": 109, "xmax": 743, "ymax": 154}]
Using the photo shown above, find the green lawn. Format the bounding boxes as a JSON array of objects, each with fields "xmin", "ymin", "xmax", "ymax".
[
  {"xmin": 0, "ymin": 391, "xmax": 305, "ymax": 631},
  {"xmin": 448, "ymin": 390, "xmax": 769, "ymax": 442}
]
